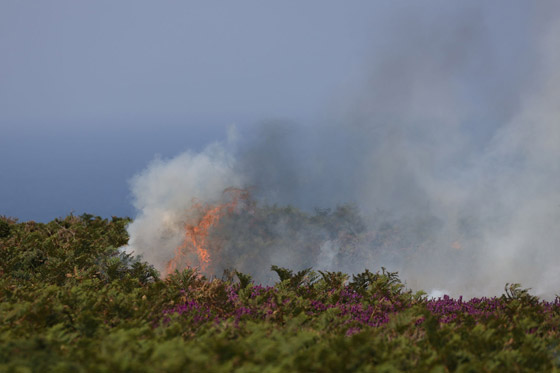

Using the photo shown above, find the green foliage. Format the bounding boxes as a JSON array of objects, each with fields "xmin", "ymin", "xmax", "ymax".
[
  {"xmin": 271, "ymin": 265, "xmax": 318, "ymax": 291},
  {"xmin": 350, "ymin": 267, "xmax": 405, "ymax": 299},
  {"xmin": 271, "ymin": 265, "xmax": 293, "ymax": 282},
  {"xmin": 0, "ymin": 219, "xmax": 11, "ymax": 238},
  {"xmin": 1, "ymin": 213, "xmax": 560, "ymax": 372},
  {"xmin": 318, "ymin": 270, "xmax": 349, "ymax": 290},
  {"xmin": 503, "ymin": 283, "xmax": 539, "ymax": 304},
  {"xmin": 235, "ymin": 270, "xmax": 252, "ymax": 289}
]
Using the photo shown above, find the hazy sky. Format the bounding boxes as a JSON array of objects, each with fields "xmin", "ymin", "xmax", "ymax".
[
  {"xmin": 0, "ymin": 1, "xmax": 387, "ymax": 221},
  {"xmin": 0, "ymin": 1, "xmax": 538, "ymax": 222}
]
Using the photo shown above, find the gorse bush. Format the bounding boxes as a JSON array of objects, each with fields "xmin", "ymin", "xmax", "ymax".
[{"xmin": 1, "ymin": 213, "xmax": 560, "ymax": 372}]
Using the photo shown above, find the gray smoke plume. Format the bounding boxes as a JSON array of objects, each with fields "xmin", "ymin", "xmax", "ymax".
[
  {"xmin": 124, "ymin": 2, "xmax": 560, "ymax": 298},
  {"xmin": 122, "ymin": 138, "xmax": 245, "ymax": 271}
]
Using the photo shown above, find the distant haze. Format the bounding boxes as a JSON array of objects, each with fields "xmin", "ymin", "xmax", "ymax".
[{"xmin": 1, "ymin": 1, "xmax": 379, "ymax": 221}]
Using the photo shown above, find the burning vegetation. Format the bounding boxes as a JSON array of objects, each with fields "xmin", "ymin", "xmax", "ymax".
[
  {"xmin": 166, "ymin": 188, "xmax": 251, "ymax": 276},
  {"xmin": 157, "ymin": 187, "xmax": 442, "ymax": 284}
]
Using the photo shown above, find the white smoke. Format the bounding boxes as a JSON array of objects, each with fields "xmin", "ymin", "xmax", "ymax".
[
  {"xmin": 355, "ymin": 10, "xmax": 560, "ymax": 298},
  {"xmin": 124, "ymin": 3, "xmax": 560, "ymax": 298},
  {"xmin": 122, "ymin": 141, "xmax": 244, "ymax": 271}
]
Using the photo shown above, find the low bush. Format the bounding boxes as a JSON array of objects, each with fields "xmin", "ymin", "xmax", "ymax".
[{"xmin": 1, "ymin": 214, "xmax": 559, "ymax": 372}]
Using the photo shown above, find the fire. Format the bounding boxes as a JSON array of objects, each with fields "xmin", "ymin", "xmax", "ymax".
[{"xmin": 165, "ymin": 188, "xmax": 249, "ymax": 276}]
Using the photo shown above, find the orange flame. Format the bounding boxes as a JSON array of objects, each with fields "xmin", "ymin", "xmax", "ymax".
[{"xmin": 165, "ymin": 188, "xmax": 249, "ymax": 276}]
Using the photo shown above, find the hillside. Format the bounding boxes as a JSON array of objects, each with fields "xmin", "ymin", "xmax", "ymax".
[{"xmin": 1, "ymin": 214, "xmax": 560, "ymax": 372}]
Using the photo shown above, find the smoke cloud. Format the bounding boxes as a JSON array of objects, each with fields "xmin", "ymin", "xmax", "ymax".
[
  {"xmin": 124, "ymin": 2, "xmax": 560, "ymax": 298},
  {"xmin": 123, "ymin": 139, "xmax": 245, "ymax": 271}
]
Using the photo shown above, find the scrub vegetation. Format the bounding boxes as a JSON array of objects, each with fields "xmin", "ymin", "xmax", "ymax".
[{"xmin": 2, "ymin": 214, "xmax": 560, "ymax": 372}]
